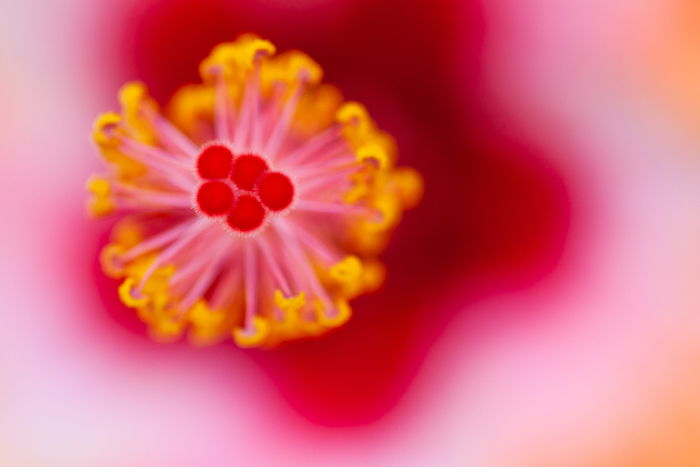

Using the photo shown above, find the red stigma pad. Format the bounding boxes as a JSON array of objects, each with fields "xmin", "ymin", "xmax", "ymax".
[
  {"xmin": 197, "ymin": 144, "xmax": 233, "ymax": 179},
  {"xmin": 257, "ymin": 172, "xmax": 294, "ymax": 211},
  {"xmin": 196, "ymin": 181, "xmax": 234, "ymax": 216},
  {"xmin": 231, "ymin": 154, "xmax": 268, "ymax": 190},
  {"xmin": 227, "ymin": 194, "xmax": 266, "ymax": 232}
]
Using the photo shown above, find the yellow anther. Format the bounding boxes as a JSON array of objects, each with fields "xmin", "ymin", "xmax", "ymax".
[
  {"xmin": 136, "ymin": 293, "xmax": 185, "ymax": 342},
  {"xmin": 336, "ymin": 102, "xmax": 371, "ymax": 130},
  {"xmin": 150, "ymin": 319, "xmax": 185, "ymax": 342},
  {"xmin": 92, "ymin": 112, "xmax": 122, "ymax": 146},
  {"xmin": 296, "ymin": 308, "xmax": 326, "ymax": 336},
  {"xmin": 118, "ymin": 82, "xmax": 158, "ymax": 144},
  {"xmin": 390, "ymin": 167, "xmax": 423, "ymax": 209},
  {"xmin": 150, "ymin": 291, "xmax": 171, "ymax": 312},
  {"xmin": 87, "ymin": 197, "xmax": 115, "ymax": 218},
  {"xmin": 142, "ymin": 267, "xmax": 175, "ymax": 297},
  {"xmin": 274, "ymin": 290, "xmax": 306, "ymax": 314},
  {"xmin": 234, "ymin": 35, "xmax": 276, "ymax": 63},
  {"xmin": 85, "ymin": 176, "xmax": 115, "ymax": 217},
  {"xmin": 149, "ymin": 311, "xmax": 186, "ymax": 343},
  {"xmin": 123, "ymin": 254, "xmax": 154, "ymax": 281},
  {"xmin": 111, "ymin": 218, "xmax": 143, "ymax": 249},
  {"xmin": 200, "ymin": 35, "xmax": 276, "ymax": 81},
  {"xmin": 233, "ymin": 316, "xmax": 270, "ymax": 348},
  {"xmin": 167, "ymin": 84, "xmax": 217, "ymax": 137},
  {"xmin": 100, "ymin": 244, "xmax": 126, "ymax": 278},
  {"xmin": 315, "ymin": 299, "xmax": 352, "ymax": 328},
  {"xmin": 343, "ymin": 175, "xmax": 371, "ymax": 204},
  {"xmin": 291, "ymin": 84, "xmax": 343, "ymax": 137},
  {"xmin": 119, "ymin": 82, "xmax": 154, "ymax": 127},
  {"xmin": 118, "ymin": 277, "xmax": 149, "ymax": 307},
  {"xmin": 356, "ymin": 143, "xmax": 389, "ymax": 170},
  {"xmin": 189, "ymin": 300, "xmax": 225, "ymax": 328},
  {"xmin": 119, "ymin": 82, "xmax": 148, "ymax": 113},
  {"xmin": 278, "ymin": 50, "xmax": 323, "ymax": 84},
  {"xmin": 329, "ymin": 256, "xmax": 363, "ymax": 285},
  {"xmin": 368, "ymin": 194, "xmax": 400, "ymax": 231},
  {"xmin": 361, "ymin": 260, "xmax": 386, "ymax": 293},
  {"xmin": 86, "ymin": 176, "xmax": 111, "ymax": 197}
]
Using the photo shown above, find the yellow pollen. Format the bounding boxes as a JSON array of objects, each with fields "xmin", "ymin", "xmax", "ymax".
[
  {"xmin": 92, "ymin": 112, "xmax": 121, "ymax": 146},
  {"xmin": 189, "ymin": 300, "xmax": 225, "ymax": 328},
  {"xmin": 274, "ymin": 290, "xmax": 306, "ymax": 314},
  {"xmin": 356, "ymin": 143, "xmax": 390, "ymax": 169},
  {"xmin": 100, "ymin": 244, "xmax": 126, "ymax": 278},
  {"xmin": 329, "ymin": 256, "xmax": 363, "ymax": 285},
  {"xmin": 233, "ymin": 316, "xmax": 271, "ymax": 348},
  {"xmin": 200, "ymin": 35, "xmax": 275, "ymax": 82},
  {"xmin": 336, "ymin": 102, "xmax": 371, "ymax": 131},
  {"xmin": 118, "ymin": 277, "xmax": 149, "ymax": 307},
  {"xmin": 314, "ymin": 299, "xmax": 352, "ymax": 328}
]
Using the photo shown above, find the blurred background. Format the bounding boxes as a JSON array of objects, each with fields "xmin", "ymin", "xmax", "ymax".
[{"xmin": 1, "ymin": 0, "xmax": 700, "ymax": 465}]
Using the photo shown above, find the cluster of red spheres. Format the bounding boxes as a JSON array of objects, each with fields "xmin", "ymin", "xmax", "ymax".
[{"xmin": 194, "ymin": 144, "xmax": 295, "ymax": 232}]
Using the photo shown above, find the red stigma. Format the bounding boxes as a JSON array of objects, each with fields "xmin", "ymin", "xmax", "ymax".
[
  {"xmin": 231, "ymin": 154, "xmax": 268, "ymax": 190},
  {"xmin": 227, "ymin": 194, "xmax": 266, "ymax": 232},
  {"xmin": 196, "ymin": 181, "xmax": 234, "ymax": 216},
  {"xmin": 257, "ymin": 172, "xmax": 294, "ymax": 211},
  {"xmin": 197, "ymin": 144, "xmax": 233, "ymax": 179}
]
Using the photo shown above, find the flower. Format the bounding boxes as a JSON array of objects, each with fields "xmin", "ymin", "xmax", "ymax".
[{"xmin": 88, "ymin": 34, "xmax": 422, "ymax": 348}]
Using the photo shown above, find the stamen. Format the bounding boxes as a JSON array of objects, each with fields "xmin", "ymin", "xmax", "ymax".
[
  {"xmin": 117, "ymin": 137, "xmax": 196, "ymax": 190},
  {"xmin": 291, "ymin": 222, "xmax": 341, "ymax": 264},
  {"xmin": 150, "ymin": 113, "xmax": 200, "ymax": 159},
  {"xmin": 296, "ymin": 168, "xmax": 355, "ymax": 195},
  {"xmin": 178, "ymin": 242, "xmax": 229, "ymax": 311},
  {"xmin": 257, "ymin": 235, "xmax": 292, "ymax": 295},
  {"xmin": 136, "ymin": 220, "xmax": 209, "ymax": 293},
  {"xmin": 248, "ymin": 69, "xmax": 264, "ymax": 152},
  {"xmin": 263, "ymin": 82, "xmax": 305, "ymax": 159},
  {"xmin": 242, "ymin": 241, "xmax": 258, "ymax": 331},
  {"xmin": 280, "ymin": 125, "xmax": 342, "ymax": 166},
  {"xmin": 209, "ymin": 260, "xmax": 242, "ymax": 310},
  {"xmin": 275, "ymin": 220, "xmax": 333, "ymax": 309},
  {"xmin": 214, "ymin": 73, "xmax": 234, "ymax": 141},
  {"xmin": 233, "ymin": 68, "xmax": 261, "ymax": 151},
  {"xmin": 113, "ymin": 183, "xmax": 192, "ymax": 209},
  {"xmin": 293, "ymin": 154, "xmax": 356, "ymax": 179},
  {"xmin": 294, "ymin": 199, "xmax": 366, "ymax": 215}
]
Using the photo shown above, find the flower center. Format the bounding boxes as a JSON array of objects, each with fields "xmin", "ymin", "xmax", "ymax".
[{"xmin": 193, "ymin": 143, "xmax": 294, "ymax": 233}]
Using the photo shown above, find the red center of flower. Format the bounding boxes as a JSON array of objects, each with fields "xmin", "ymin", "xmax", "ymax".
[
  {"xmin": 193, "ymin": 145, "xmax": 294, "ymax": 232},
  {"xmin": 197, "ymin": 144, "xmax": 234, "ymax": 179},
  {"xmin": 196, "ymin": 180, "xmax": 234, "ymax": 216},
  {"xmin": 257, "ymin": 171, "xmax": 294, "ymax": 211},
  {"xmin": 231, "ymin": 154, "xmax": 268, "ymax": 190},
  {"xmin": 227, "ymin": 194, "xmax": 266, "ymax": 232}
]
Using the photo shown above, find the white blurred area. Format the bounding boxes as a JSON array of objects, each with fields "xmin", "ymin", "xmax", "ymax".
[{"xmin": 1, "ymin": 0, "xmax": 700, "ymax": 465}]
